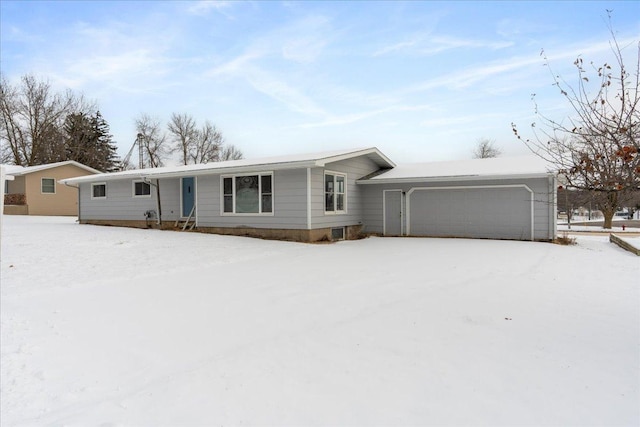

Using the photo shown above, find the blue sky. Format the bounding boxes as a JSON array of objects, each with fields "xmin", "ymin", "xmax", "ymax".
[{"xmin": 1, "ymin": 1, "xmax": 639, "ymax": 163}]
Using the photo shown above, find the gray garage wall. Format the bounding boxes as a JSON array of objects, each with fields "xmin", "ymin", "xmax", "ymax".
[{"xmin": 360, "ymin": 176, "xmax": 556, "ymax": 241}]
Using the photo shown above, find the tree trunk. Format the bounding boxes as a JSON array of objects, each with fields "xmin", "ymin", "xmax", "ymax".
[
  {"xmin": 602, "ymin": 208, "xmax": 615, "ymax": 229},
  {"xmin": 601, "ymin": 192, "xmax": 618, "ymax": 229}
]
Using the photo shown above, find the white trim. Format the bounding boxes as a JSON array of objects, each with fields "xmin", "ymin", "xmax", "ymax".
[
  {"xmin": 11, "ymin": 160, "xmax": 101, "ymax": 176},
  {"xmin": 60, "ymin": 147, "xmax": 395, "ymax": 185},
  {"xmin": 406, "ymin": 184, "xmax": 535, "ymax": 241},
  {"xmin": 323, "ymin": 170, "xmax": 347, "ymax": 215},
  {"xmin": 220, "ymin": 172, "xmax": 275, "ymax": 216},
  {"xmin": 306, "ymin": 167, "xmax": 312, "ymax": 229},
  {"xmin": 383, "ymin": 189, "xmax": 404, "ymax": 236},
  {"xmin": 41, "ymin": 177, "xmax": 56, "ymax": 194},
  {"xmin": 132, "ymin": 179, "xmax": 152, "ymax": 198},
  {"xmin": 194, "ymin": 177, "xmax": 199, "ymax": 227},
  {"xmin": 91, "ymin": 182, "xmax": 107, "ymax": 199}
]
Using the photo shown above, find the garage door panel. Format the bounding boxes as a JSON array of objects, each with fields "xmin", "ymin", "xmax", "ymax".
[{"xmin": 408, "ymin": 187, "xmax": 531, "ymax": 240}]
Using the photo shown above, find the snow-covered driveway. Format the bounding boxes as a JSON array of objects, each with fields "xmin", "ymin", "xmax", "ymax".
[{"xmin": 1, "ymin": 216, "xmax": 638, "ymax": 426}]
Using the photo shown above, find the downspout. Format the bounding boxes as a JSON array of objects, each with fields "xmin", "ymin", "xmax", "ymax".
[
  {"xmin": 143, "ymin": 177, "xmax": 162, "ymax": 226},
  {"xmin": 63, "ymin": 181, "xmax": 81, "ymax": 223},
  {"xmin": 306, "ymin": 167, "xmax": 312, "ymax": 230},
  {"xmin": 550, "ymin": 175, "xmax": 557, "ymax": 240}
]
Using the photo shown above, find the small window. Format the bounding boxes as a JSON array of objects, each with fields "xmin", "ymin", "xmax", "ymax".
[
  {"xmin": 222, "ymin": 173, "xmax": 273, "ymax": 215},
  {"xmin": 92, "ymin": 183, "xmax": 106, "ymax": 199},
  {"xmin": 41, "ymin": 178, "xmax": 55, "ymax": 194},
  {"xmin": 331, "ymin": 227, "xmax": 345, "ymax": 240},
  {"xmin": 325, "ymin": 172, "xmax": 347, "ymax": 213},
  {"xmin": 133, "ymin": 180, "xmax": 151, "ymax": 197}
]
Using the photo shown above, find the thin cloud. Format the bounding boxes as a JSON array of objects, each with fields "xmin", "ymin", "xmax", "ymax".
[
  {"xmin": 187, "ymin": 1, "xmax": 235, "ymax": 18},
  {"xmin": 298, "ymin": 104, "xmax": 435, "ymax": 128},
  {"xmin": 279, "ymin": 15, "xmax": 333, "ymax": 63},
  {"xmin": 206, "ymin": 47, "xmax": 327, "ymax": 116},
  {"xmin": 401, "ymin": 37, "xmax": 633, "ymax": 95},
  {"xmin": 373, "ymin": 34, "xmax": 513, "ymax": 57}
]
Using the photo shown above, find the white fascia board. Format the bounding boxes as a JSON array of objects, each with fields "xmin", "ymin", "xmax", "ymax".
[
  {"xmin": 60, "ymin": 160, "xmax": 319, "ymax": 185},
  {"xmin": 356, "ymin": 172, "xmax": 553, "ymax": 185},
  {"xmin": 13, "ymin": 161, "xmax": 101, "ymax": 176},
  {"xmin": 150, "ymin": 161, "xmax": 317, "ymax": 179}
]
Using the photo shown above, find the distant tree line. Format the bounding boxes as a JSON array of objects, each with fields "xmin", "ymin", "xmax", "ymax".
[
  {"xmin": 0, "ymin": 74, "xmax": 119, "ymax": 171},
  {"xmin": 1, "ymin": 74, "xmax": 243, "ymax": 172},
  {"xmin": 131, "ymin": 112, "xmax": 242, "ymax": 169}
]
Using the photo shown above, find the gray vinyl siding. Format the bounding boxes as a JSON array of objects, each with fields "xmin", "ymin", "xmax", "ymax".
[
  {"xmin": 196, "ymin": 168, "xmax": 308, "ymax": 229},
  {"xmin": 360, "ymin": 176, "xmax": 556, "ymax": 241},
  {"xmin": 158, "ymin": 178, "xmax": 181, "ymax": 221},
  {"xmin": 79, "ymin": 178, "xmax": 181, "ymax": 222},
  {"xmin": 310, "ymin": 156, "xmax": 380, "ymax": 229}
]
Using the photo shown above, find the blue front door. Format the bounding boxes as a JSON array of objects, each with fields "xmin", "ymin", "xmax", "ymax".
[{"xmin": 182, "ymin": 177, "xmax": 195, "ymax": 217}]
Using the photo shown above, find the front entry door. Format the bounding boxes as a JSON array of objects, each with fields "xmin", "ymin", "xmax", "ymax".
[
  {"xmin": 181, "ymin": 177, "xmax": 195, "ymax": 217},
  {"xmin": 384, "ymin": 190, "xmax": 403, "ymax": 236}
]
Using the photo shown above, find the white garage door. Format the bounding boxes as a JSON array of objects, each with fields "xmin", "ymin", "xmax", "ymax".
[{"xmin": 407, "ymin": 186, "xmax": 533, "ymax": 240}]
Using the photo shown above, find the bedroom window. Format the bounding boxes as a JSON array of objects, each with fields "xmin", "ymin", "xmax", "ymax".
[
  {"xmin": 41, "ymin": 178, "xmax": 55, "ymax": 194},
  {"xmin": 92, "ymin": 183, "xmax": 106, "ymax": 199},
  {"xmin": 222, "ymin": 173, "xmax": 273, "ymax": 215},
  {"xmin": 325, "ymin": 172, "xmax": 346, "ymax": 213},
  {"xmin": 133, "ymin": 180, "xmax": 151, "ymax": 197}
]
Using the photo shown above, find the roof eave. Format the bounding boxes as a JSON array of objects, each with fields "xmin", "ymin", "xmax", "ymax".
[
  {"xmin": 60, "ymin": 160, "xmax": 320, "ymax": 185},
  {"xmin": 318, "ymin": 147, "xmax": 396, "ymax": 168}
]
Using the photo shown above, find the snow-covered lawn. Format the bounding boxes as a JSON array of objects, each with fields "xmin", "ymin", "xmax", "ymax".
[{"xmin": 1, "ymin": 216, "xmax": 638, "ymax": 426}]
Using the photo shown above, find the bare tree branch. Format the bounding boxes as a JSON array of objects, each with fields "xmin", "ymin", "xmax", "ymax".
[
  {"xmin": 512, "ymin": 14, "xmax": 639, "ymax": 228},
  {"xmin": 472, "ymin": 138, "xmax": 502, "ymax": 158}
]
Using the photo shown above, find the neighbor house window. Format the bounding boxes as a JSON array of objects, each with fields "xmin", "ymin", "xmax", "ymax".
[
  {"xmin": 133, "ymin": 180, "xmax": 151, "ymax": 197},
  {"xmin": 41, "ymin": 178, "xmax": 55, "ymax": 194},
  {"xmin": 222, "ymin": 173, "xmax": 273, "ymax": 214},
  {"xmin": 92, "ymin": 183, "xmax": 106, "ymax": 199},
  {"xmin": 325, "ymin": 172, "xmax": 346, "ymax": 213}
]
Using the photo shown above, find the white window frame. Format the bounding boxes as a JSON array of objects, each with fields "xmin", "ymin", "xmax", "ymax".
[
  {"xmin": 132, "ymin": 180, "xmax": 152, "ymax": 198},
  {"xmin": 324, "ymin": 171, "xmax": 347, "ymax": 214},
  {"xmin": 220, "ymin": 172, "xmax": 274, "ymax": 216},
  {"xmin": 91, "ymin": 182, "xmax": 107, "ymax": 199},
  {"xmin": 41, "ymin": 177, "xmax": 56, "ymax": 194}
]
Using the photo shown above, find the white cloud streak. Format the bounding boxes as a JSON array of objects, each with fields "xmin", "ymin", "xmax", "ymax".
[{"xmin": 373, "ymin": 33, "xmax": 513, "ymax": 57}]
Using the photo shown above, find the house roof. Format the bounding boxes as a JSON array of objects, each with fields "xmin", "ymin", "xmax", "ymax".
[
  {"xmin": 60, "ymin": 147, "xmax": 395, "ymax": 185},
  {"xmin": 3, "ymin": 161, "xmax": 101, "ymax": 177},
  {"xmin": 357, "ymin": 155, "xmax": 554, "ymax": 184}
]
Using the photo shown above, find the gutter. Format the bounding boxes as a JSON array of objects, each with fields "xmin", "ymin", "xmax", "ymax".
[{"xmin": 63, "ymin": 181, "xmax": 81, "ymax": 223}]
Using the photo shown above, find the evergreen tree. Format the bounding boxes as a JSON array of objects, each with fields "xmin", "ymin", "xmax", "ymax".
[{"xmin": 63, "ymin": 111, "xmax": 119, "ymax": 172}]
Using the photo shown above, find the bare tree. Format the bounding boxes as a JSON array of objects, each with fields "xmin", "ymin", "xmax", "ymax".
[
  {"xmin": 512, "ymin": 14, "xmax": 639, "ymax": 229},
  {"xmin": 167, "ymin": 113, "xmax": 197, "ymax": 165},
  {"xmin": 219, "ymin": 144, "xmax": 244, "ymax": 161},
  {"xmin": 135, "ymin": 114, "xmax": 167, "ymax": 168},
  {"xmin": 0, "ymin": 74, "xmax": 92, "ymax": 165},
  {"xmin": 190, "ymin": 121, "xmax": 223, "ymax": 164},
  {"xmin": 472, "ymin": 138, "xmax": 502, "ymax": 158},
  {"xmin": 167, "ymin": 112, "xmax": 240, "ymax": 164}
]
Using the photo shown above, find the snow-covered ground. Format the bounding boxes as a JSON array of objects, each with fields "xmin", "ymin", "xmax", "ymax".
[{"xmin": 1, "ymin": 216, "xmax": 639, "ymax": 426}]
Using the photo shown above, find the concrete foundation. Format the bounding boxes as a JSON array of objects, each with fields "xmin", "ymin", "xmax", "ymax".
[
  {"xmin": 3, "ymin": 205, "xmax": 29, "ymax": 215},
  {"xmin": 79, "ymin": 219, "xmax": 363, "ymax": 243}
]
